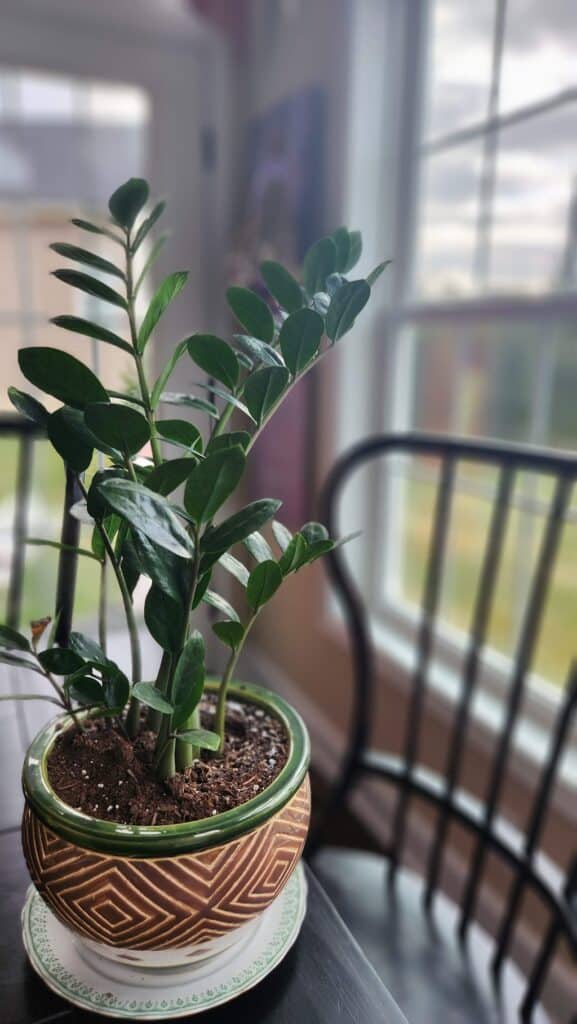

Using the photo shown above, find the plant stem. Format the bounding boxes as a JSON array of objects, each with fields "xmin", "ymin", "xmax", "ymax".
[
  {"xmin": 124, "ymin": 230, "xmax": 162, "ymax": 468},
  {"xmin": 214, "ymin": 612, "xmax": 257, "ymax": 749},
  {"xmin": 98, "ymin": 560, "xmax": 107, "ymax": 655},
  {"xmin": 175, "ymin": 705, "xmax": 200, "ymax": 769},
  {"xmin": 148, "ymin": 650, "xmax": 172, "ymax": 731}
]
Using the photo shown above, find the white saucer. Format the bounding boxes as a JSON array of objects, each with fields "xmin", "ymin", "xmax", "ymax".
[{"xmin": 22, "ymin": 861, "xmax": 307, "ymax": 1019}]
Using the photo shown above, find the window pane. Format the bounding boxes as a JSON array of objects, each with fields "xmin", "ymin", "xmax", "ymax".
[
  {"xmin": 424, "ymin": 0, "xmax": 495, "ymax": 141},
  {"xmin": 500, "ymin": 0, "xmax": 577, "ymax": 115},
  {"xmin": 489, "ymin": 104, "xmax": 577, "ymax": 294},
  {"xmin": 414, "ymin": 142, "xmax": 483, "ymax": 298}
]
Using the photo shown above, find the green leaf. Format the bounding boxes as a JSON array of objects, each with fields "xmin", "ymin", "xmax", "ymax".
[
  {"xmin": 244, "ymin": 366, "xmax": 289, "ymax": 426},
  {"xmin": 174, "ymin": 728, "xmax": 220, "ymax": 751},
  {"xmin": 68, "ymin": 631, "xmax": 107, "ymax": 662},
  {"xmin": 343, "ymin": 230, "xmax": 362, "ymax": 273},
  {"xmin": 201, "ymin": 499, "xmax": 282, "ymax": 560},
  {"xmin": 8, "ymin": 387, "xmax": 49, "ymax": 428},
  {"xmin": 184, "ymin": 446, "xmax": 245, "ymax": 524},
  {"xmin": 212, "ymin": 620, "xmax": 245, "ymax": 650},
  {"xmin": 109, "ymin": 177, "xmax": 149, "ymax": 229},
  {"xmin": 303, "ymin": 237, "xmax": 337, "ymax": 296},
  {"xmin": 272, "ymin": 520, "xmax": 293, "ymax": 553},
  {"xmin": 331, "ymin": 227, "xmax": 351, "ymax": 273},
  {"xmin": 126, "ymin": 531, "xmax": 187, "ymax": 601},
  {"xmin": 194, "ymin": 382, "xmax": 253, "ymax": 420},
  {"xmin": 150, "ymin": 338, "xmax": 189, "ymax": 410},
  {"xmin": 68, "ymin": 676, "xmax": 105, "ymax": 706},
  {"xmin": 301, "ymin": 521, "xmax": 329, "ymax": 544},
  {"xmin": 138, "ymin": 271, "xmax": 188, "ymax": 354},
  {"xmin": 0, "ymin": 651, "xmax": 41, "ymax": 673},
  {"xmin": 160, "ymin": 393, "xmax": 219, "ymax": 418},
  {"xmin": 85, "ymin": 403, "xmax": 150, "ymax": 456},
  {"xmin": 279, "ymin": 533, "xmax": 309, "ymax": 574},
  {"xmin": 19, "ymin": 348, "xmax": 110, "ymax": 409},
  {"xmin": 96, "ymin": 478, "xmax": 194, "ymax": 558},
  {"xmin": 202, "ymin": 589, "xmax": 240, "ymax": 622},
  {"xmin": 52, "ymin": 268, "xmax": 127, "ymax": 309},
  {"xmin": 107, "ymin": 390, "xmax": 145, "ymax": 408},
  {"xmin": 50, "ymin": 242, "xmax": 124, "ymax": 281},
  {"xmin": 50, "ymin": 315, "xmax": 132, "ymax": 354},
  {"xmin": 218, "ymin": 551, "xmax": 249, "ymax": 586},
  {"xmin": 70, "ymin": 217, "xmax": 123, "ymax": 245},
  {"xmin": 26, "ymin": 538, "xmax": 101, "ymax": 562},
  {"xmin": 279, "ymin": 308, "xmax": 323, "ymax": 375},
  {"xmin": 86, "ymin": 468, "xmax": 127, "ymax": 520},
  {"xmin": 206, "ymin": 431, "xmax": 250, "ymax": 455},
  {"xmin": 132, "ymin": 681, "xmax": 174, "ymax": 715},
  {"xmin": 187, "ymin": 334, "xmax": 239, "ymax": 390},
  {"xmin": 191, "ymin": 570, "xmax": 211, "ymax": 610},
  {"xmin": 326, "ymin": 280, "xmax": 371, "ymax": 342},
  {"xmin": 246, "ymin": 560, "xmax": 283, "ymax": 610},
  {"xmin": 260, "ymin": 260, "xmax": 303, "ymax": 313},
  {"xmin": 326, "ymin": 272, "xmax": 347, "ymax": 296},
  {"xmin": 366, "ymin": 260, "xmax": 391, "ymax": 287},
  {"xmin": 38, "ymin": 647, "xmax": 84, "ymax": 675},
  {"xmin": 146, "ymin": 457, "xmax": 197, "ymax": 496},
  {"xmin": 244, "ymin": 531, "xmax": 274, "ymax": 562},
  {"xmin": 102, "ymin": 667, "xmax": 129, "ymax": 711},
  {"xmin": 0, "ymin": 624, "xmax": 30, "ymax": 651},
  {"xmin": 144, "ymin": 585, "xmax": 185, "ymax": 651},
  {"xmin": 134, "ymin": 233, "xmax": 168, "ymax": 296},
  {"xmin": 311, "ymin": 292, "xmax": 330, "ymax": 317},
  {"xmin": 47, "ymin": 407, "xmax": 94, "ymax": 472},
  {"xmin": 234, "ymin": 334, "xmax": 285, "ymax": 367},
  {"xmin": 156, "ymin": 419, "xmax": 202, "ymax": 451},
  {"xmin": 227, "ymin": 286, "xmax": 274, "ymax": 342},
  {"xmin": 172, "ymin": 631, "xmax": 205, "ymax": 729},
  {"xmin": 132, "ymin": 200, "xmax": 166, "ymax": 251}
]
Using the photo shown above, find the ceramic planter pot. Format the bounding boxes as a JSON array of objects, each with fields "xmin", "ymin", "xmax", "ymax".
[{"xmin": 21, "ymin": 681, "xmax": 310, "ymax": 968}]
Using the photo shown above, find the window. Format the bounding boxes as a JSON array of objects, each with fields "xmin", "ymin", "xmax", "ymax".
[{"xmin": 347, "ymin": 1, "xmax": 577, "ymax": 714}]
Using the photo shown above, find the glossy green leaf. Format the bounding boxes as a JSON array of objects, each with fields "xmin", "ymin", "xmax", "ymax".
[
  {"xmin": 174, "ymin": 728, "xmax": 220, "ymax": 751},
  {"xmin": 96, "ymin": 478, "xmax": 193, "ymax": 558},
  {"xmin": 206, "ymin": 431, "xmax": 250, "ymax": 455},
  {"xmin": 244, "ymin": 531, "xmax": 273, "ymax": 563},
  {"xmin": 8, "ymin": 387, "xmax": 49, "ymax": 428},
  {"xmin": 19, "ymin": 348, "xmax": 110, "ymax": 409},
  {"xmin": 50, "ymin": 242, "xmax": 124, "ymax": 281},
  {"xmin": 132, "ymin": 681, "xmax": 173, "ymax": 715},
  {"xmin": 194, "ymin": 382, "xmax": 253, "ymax": 419},
  {"xmin": 156, "ymin": 419, "xmax": 202, "ymax": 451},
  {"xmin": 138, "ymin": 271, "xmax": 188, "ymax": 354},
  {"xmin": 244, "ymin": 366, "xmax": 289, "ymax": 425},
  {"xmin": 134, "ymin": 233, "xmax": 168, "ymax": 296},
  {"xmin": 38, "ymin": 647, "xmax": 84, "ymax": 675},
  {"xmin": 47, "ymin": 407, "xmax": 94, "ymax": 472},
  {"xmin": 326, "ymin": 272, "xmax": 347, "ymax": 296},
  {"xmin": 234, "ymin": 334, "xmax": 285, "ymax": 367},
  {"xmin": 172, "ymin": 631, "xmax": 205, "ymax": 729},
  {"xmin": 202, "ymin": 589, "xmax": 240, "ymax": 622},
  {"xmin": 279, "ymin": 532, "xmax": 309, "ymax": 574},
  {"xmin": 218, "ymin": 552, "xmax": 249, "ymax": 586},
  {"xmin": 160, "ymin": 393, "xmax": 219, "ymax": 418},
  {"xmin": 150, "ymin": 338, "xmax": 189, "ymax": 410},
  {"xmin": 102, "ymin": 667, "xmax": 129, "ymax": 711},
  {"xmin": 85, "ymin": 402, "xmax": 150, "ymax": 456},
  {"xmin": 26, "ymin": 538, "xmax": 101, "ymax": 562},
  {"xmin": 52, "ymin": 268, "xmax": 127, "ymax": 309},
  {"xmin": 50, "ymin": 315, "xmax": 132, "ymax": 354},
  {"xmin": 184, "ymin": 446, "xmax": 245, "ymax": 524},
  {"xmin": 201, "ymin": 499, "xmax": 282, "ymax": 560},
  {"xmin": 279, "ymin": 308, "xmax": 323, "ymax": 375},
  {"xmin": 68, "ymin": 632, "xmax": 107, "ymax": 663},
  {"xmin": 187, "ymin": 334, "xmax": 239, "ymax": 390},
  {"xmin": 109, "ymin": 177, "xmax": 149, "ymax": 229},
  {"xmin": 68, "ymin": 676, "xmax": 105, "ymax": 706},
  {"xmin": 301, "ymin": 521, "xmax": 329, "ymax": 544},
  {"xmin": 212, "ymin": 620, "xmax": 245, "ymax": 650},
  {"xmin": 191, "ymin": 570, "xmax": 211, "ymax": 610},
  {"xmin": 0, "ymin": 624, "xmax": 30, "ymax": 651},
  {"xmin": 326, "ymin": 280, "xmax": 371, "ymax": 342},
  {"xmin": 331, "ymin": 227, "xmax": 351, "ymax": 273},
  {"xmin": 226, "ymin": 286, "xmax": 274, "ymax": 342},
  {"xmin": 303, "ymin": 237, "xmax": 336, "ymax": 296},
  {"xmin": 260, "ymin": 260, "xmax": 303, "ymax": 313},
  {"xmin": 71, "ymin": 217, "xmax": 123, "ymax": 245},
  {"xmin": 144, "ymin": 585, "xmax": 185, "ymax": 651},
  {"xmin": 107, "ymin": 389, "xmax": 145, "ymax": 408},
  {"xmin": 246, "ymin": 560, "xmax": 283, "ymax": 611},
  {"xmin": 272, "ymin": 520, "xmax": 293, "ymax": 553},
  {"xmin": 311, "ymin": 292, "xmax": 330, "ymax": 317},
  {"xmin": 146, "ymin": 457, "xmax": 196, "ymax": 496},
  {"xmin": 366, "ymin": 260, "xmax": 391, "ymax": 287},
  {"xmin": 131, "ymin": 200, "xmax": 166, "ymax": 251},
  {"xmin": 343, "ymin": 230, "xmax": 362, "ymax": 273},
  {"xmin": 126, "ymin": 531, "xmax": 187, "ymax": 601},
  {"xmin": 86, "ymin": 468, "xmax": 127, "ymax": 520}
]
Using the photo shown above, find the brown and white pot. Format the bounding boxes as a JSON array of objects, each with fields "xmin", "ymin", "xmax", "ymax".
[{"xmin": 21, "ymin": 681, "xmax": 310, "ymax": 968}]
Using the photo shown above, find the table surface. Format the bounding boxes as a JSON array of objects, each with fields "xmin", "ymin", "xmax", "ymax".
[{"xmin": 0, "ymin": 670, "xmax": 407, "ymax": 1024}]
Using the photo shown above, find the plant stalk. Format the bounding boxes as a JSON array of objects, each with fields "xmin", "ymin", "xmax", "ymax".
[
  {"xmin": 125, "ymin": 230, "xmax": 162, "ymax": 468},
  {"xmin": 214, "ymin": 612, "xmax": 257, "ymax": 749}
]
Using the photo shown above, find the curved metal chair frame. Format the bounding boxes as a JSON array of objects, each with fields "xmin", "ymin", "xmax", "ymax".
[{"xmin": 310, "ymin": 431, "xmax": 577, "ymax": 1021}]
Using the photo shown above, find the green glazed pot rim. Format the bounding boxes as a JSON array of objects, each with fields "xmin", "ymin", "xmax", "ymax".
[{"xmin": 22, "ymin": 680, "xmax": 310, "ymax": 858}]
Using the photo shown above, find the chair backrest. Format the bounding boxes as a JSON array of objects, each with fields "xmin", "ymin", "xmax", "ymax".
[
  {"xmin": 311, "ymin": 431, "xmax": 577, "ymax": 1020},
  {"xmin": 2, "ymin": 414, "xmax": 80, "ymax": 645}
]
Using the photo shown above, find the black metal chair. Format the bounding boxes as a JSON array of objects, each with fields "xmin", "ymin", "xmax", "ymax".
[{"xmin": 309, "ymin": 432, "xmax": 577, "ymax": 1024}]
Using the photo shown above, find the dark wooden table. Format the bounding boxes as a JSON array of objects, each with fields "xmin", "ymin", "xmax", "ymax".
[{"xmin": 0, "ymin": 675, "xmax": 407, "ymax": 1024}]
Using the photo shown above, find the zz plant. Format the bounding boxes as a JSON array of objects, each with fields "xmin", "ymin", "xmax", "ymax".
[{"xmin": 2, "ymin": 178, "xmax": 387, "ymax": 781}]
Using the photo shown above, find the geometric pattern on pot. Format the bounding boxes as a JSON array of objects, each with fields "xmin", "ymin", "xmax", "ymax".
[{"xmin": 22, "ymin": 776, "xmax": 310, "ymax": 950}]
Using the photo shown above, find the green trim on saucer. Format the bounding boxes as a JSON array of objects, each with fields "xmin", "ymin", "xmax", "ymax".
[{"xmin": 22, "ymin": 680, "xmax": 310, "ymax": 857}]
